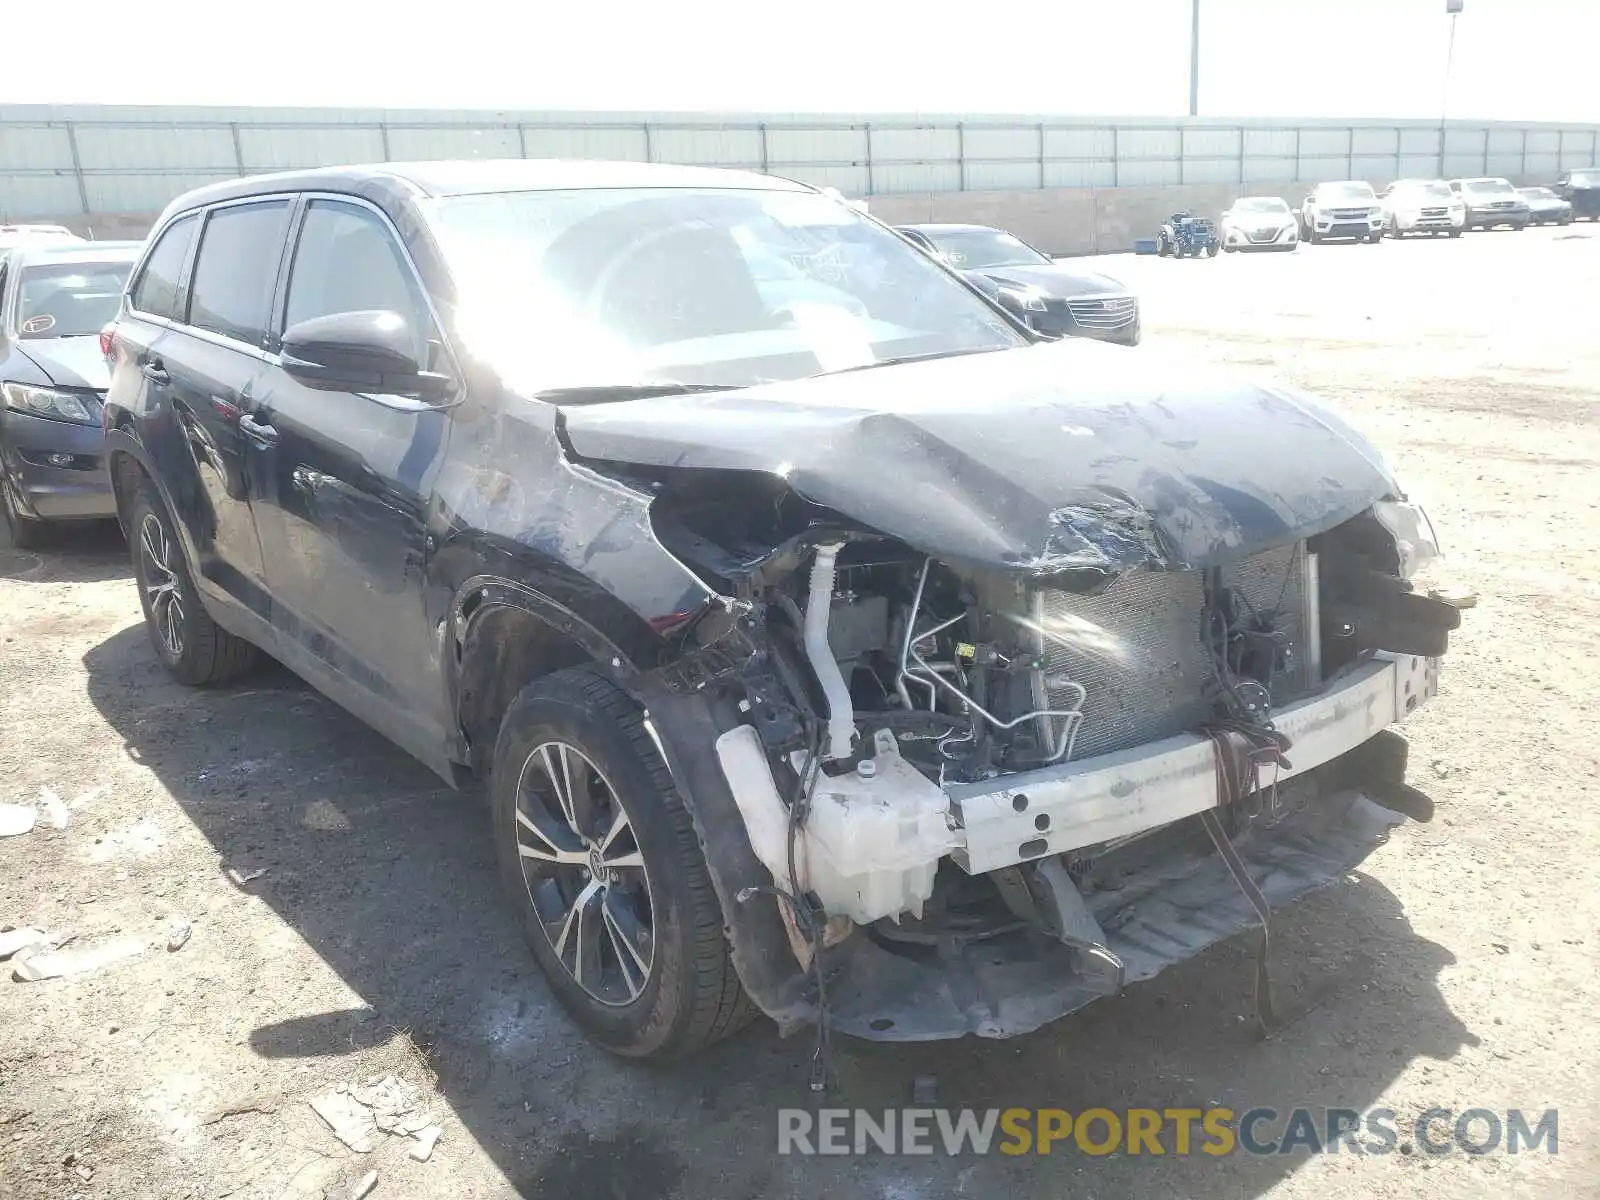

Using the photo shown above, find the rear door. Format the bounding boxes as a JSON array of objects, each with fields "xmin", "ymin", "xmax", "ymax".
[
  {"xmin": 244, "ymin": 195, "xmax": 456, "ymax": 770},
  {"xmin": 155, "ymin": 197, "xmax": 292, "ymax": 630}
]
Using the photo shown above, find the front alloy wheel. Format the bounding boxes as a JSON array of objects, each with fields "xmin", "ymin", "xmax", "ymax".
[
  {"xmin": 491, "ymin": 667, "xmax": 754, "ymax": 1058},
  {"xmin": 514, "ymin": 740, "xmax": 655, "ymax": 1006}
]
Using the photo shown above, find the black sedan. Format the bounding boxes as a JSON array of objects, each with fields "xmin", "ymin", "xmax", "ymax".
[
  {"xmin": 1, "ymin": 242, "xmax": 141, "ymax": 546},
  {"xmin": 1517, "ymin": 187, "xmax": 1573, "ymax": 226},
  {"xmin": 1555, "ymin": 169, "xmax": 1600, "ymax": 221},
  {"xmin": 896, "ymin": 223, "xmax": 1140, "ymax": 346}
]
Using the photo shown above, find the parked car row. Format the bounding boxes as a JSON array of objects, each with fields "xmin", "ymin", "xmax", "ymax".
[{"xmin": 1214, "ymin": 168, "xmax": 1599, "ymax": 250}]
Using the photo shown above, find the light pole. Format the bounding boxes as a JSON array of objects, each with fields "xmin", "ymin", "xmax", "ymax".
[
  {"xmin": 1439, "ymin": 0, "xmax": 1463, "ymax": 177},
  {"xmin": 1189, "ymin": 0, "xmax": 1201, "ymax": 117}
]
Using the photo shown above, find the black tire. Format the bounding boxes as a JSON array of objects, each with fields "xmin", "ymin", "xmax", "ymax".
[
  {"xmin": 490, "ymin": 667, "xmax": 755, "ymax": 1059},
  {"xmin": 127, "ymin": 484, "xmax": 258, "ymax": 685},
  {"xmin": 1449, "ymin": 229, "xmax": 1463, "ymax": 238},
  {"xmin": 2, "ymin": 478, "xmax": 50, "ymax": 550}
]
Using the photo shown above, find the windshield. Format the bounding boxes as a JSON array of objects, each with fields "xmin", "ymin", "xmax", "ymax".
[
  {"xmin": 1465, "ymin": 179, "xmax": 1515, "ymax": 195},
  {"xmin": 1572, "ymin": 170, "xmax": 1600, "ymax": 187},
  {"xmin": 1316, "ymin": 182, "xmax": 1377, "ymax": 203},
  {"xmin": 15, "ymin": 260, "xmax": 133, "ymax": 339},
  {"xmin": 427, "ymin": 188, "xmax": 1025, "ymax": 392},
  {"xmin": 1395, "ymin": 181, "xmax": 1454, "ymax": 200},
  {"xmin": 917, "ymin": 228, "xmax": 1051, "ymax": 270},
  {"xmin": 1231, "ymin": 197, "xmax": 1291, "ymax": 215},
  {"xmin": 1518, "ymin": 187, "xmax": 1556, "ymax": 200}
]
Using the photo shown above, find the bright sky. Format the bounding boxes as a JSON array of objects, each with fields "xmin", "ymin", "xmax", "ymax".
[{"xmin": 3, "ymin": 0, "xmax": 1595, "ymax": 122}]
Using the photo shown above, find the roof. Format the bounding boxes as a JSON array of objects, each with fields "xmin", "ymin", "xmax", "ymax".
[{"xmin": 154, "ymin": 159, "xmax": 809, "ymax": 224}]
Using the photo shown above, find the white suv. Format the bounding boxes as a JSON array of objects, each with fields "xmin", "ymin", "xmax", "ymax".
[
  {"xmin": 1298, "ymin": 181, "xmax": 1384, "ymax": 244},
  {"xmin": 1380, "ymin": 180, "xmax": 1466, "ymax": 239}
]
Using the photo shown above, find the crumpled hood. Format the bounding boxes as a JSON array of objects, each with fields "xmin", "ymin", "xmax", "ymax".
[
  {"xmin": 971, "ymin": 263, "xmax": 1127, "ymax": 299},
  {"xmin": 16, "ymin": 336, "xmax": 110, "ymax": 391},
  {"xmin": 558, "ymin": 339, "xmax": 1401, "ymax": 576}
]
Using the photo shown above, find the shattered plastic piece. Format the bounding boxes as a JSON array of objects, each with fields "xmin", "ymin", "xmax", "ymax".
[
  {"xmin": 309, "ymin": 1091, "xmax": 377, "ymax": 1154},
  {"xmin": 166, "ymin": 919, "xmax": 192, "ymax": 952},
  {"xmin": 225, "ymin": 866, "xmax": 268, "ymax": 885},
  {"xmin": 40, "ymin": 787, "xmax": 70, "ymax": 830},
  {"xmin": 0, "ymin": 928, "xmax": 48, "ymax": 960},
  {"xmin": 0, "ymin": 805, "xmax": 36, "ymax": 838},
  {"xmin": 350, "ymin": 1169, "xmax": 379, "ymax": 1199},
  {"xmin": 11, "ymin": 937, "xmax": 143, "ymax": 982},
  {"xmin": 408, "ymin": 1124, "xmax": 441, "ymax": 1162}
]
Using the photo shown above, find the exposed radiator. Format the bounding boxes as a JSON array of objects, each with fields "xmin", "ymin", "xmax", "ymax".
[{"xmin": 1030, "ymin": 543, "xmax": 1313, "ymax": 761}]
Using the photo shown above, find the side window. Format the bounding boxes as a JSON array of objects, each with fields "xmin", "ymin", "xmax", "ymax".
[
  {"xmin": 282, "ymin": 200, "xmax": 433, "ymax": 365},
  {"xmin": 130, "ymin": 213, "xmax": 199, "ymax": 320},
  {"xmin": 187, "ymin": 200, "xmax": 291, "ymax": 346}
]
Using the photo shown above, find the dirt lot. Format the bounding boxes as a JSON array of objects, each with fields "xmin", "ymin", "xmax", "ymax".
[{"xmin": 2, "ymin": 224, "xmax": 1598, "ymax": 1200}]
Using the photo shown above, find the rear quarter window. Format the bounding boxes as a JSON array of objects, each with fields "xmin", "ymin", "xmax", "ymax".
[{"xmin": 130, "ymin": 214, "xmax": 199, "ymax": 320}]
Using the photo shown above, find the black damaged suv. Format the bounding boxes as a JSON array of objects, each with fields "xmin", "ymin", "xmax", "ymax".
[{"xmin": 104, "ymin": 162, "xmax": 1460, "ymax": 1059}]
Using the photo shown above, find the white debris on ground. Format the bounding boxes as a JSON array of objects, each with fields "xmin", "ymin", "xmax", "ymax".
[
  {"xmin": 309, "ymin": 1076, "xmax": 441, "ymax": 1162},
  {"xmin": 309, "ymin": 1090, "xmax": 378, "ymax": 1154},
  {"xmin": 12, "ymin": 936, "xmax": 143, "ymax": 982},
  {"xmin": 224, "ymin": 865, "xmax": 268, "ymax": 886},
  {"xmin": 0, "ymin": 804, "xmax": 36, "ymax": 837},
  {"xmin": 349, "ymin": 1168, "xmax": 379, "ymax": 1199},
  {"xmin": 407, "ymin": 1124, "xmax": 441, "ymax": 1162},
  {"xmin": 166, "ymin": 919, "xmax": 192, "ymax": 952},
  {"xmin": 0, "ymin": 927, "xmax": 51, "ymax": 958},
  {"xmin": 38, "ymin": 786, "xmax": 70, "ymax": 830}
]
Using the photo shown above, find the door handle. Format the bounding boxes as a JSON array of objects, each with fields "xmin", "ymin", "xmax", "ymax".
[
  {"xmin": 141, "ymin": 359, "xmax": 170, "ymax": 385},
  {"xmin": 238, "ymin": 412, "xmax": 279, "ymax": 449}
]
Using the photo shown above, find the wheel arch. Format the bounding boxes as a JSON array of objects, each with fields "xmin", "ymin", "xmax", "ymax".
[{"xmin": 449, "ymin": 572, "xmax": 676, "ymax": 777}]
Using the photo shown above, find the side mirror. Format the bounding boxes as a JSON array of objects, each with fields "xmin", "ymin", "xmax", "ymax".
[{"xmin": 281, "ymin": 310, "xmax": 452, "ymax": 400}]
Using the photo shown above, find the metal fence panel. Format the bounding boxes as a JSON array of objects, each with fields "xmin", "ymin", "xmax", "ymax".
[
  {"xmin": 239, "ymin": 126, "xmax": 387, "ymax": 171},
  {"xmin": 0, "ymin": 124, "xmax": 74, "ymax": 170},
  {"xmin": 1181, "ymin": 157, "xmax": 1238, "ymax": 184},
  {"xmin": 963, "ymin": 127, "xmax": 1039, "ymax": 159},
  {"xmin": 1242, "ymin": 156, "xmax": 1297, "ymax": 183},
  {"xmin": 385, "ymin": 126, "xmax": 522, "ymax": 159},
  {"xmin": 869, "ymin": 126, "xmax": 960, "ymax": 162},
  {"xmin": 1300, "ymin": 156, "xmax": 1354, "ymax": 183},
  {"xmin": 83, "ymin": 171, "xmax": 238, "ymax": 213},
  {"xmin": 1396, "ymin": 154, "xmax": 1443, "ymax": 179},
  {"xmin": 1351, "ymin": 154, "xmax": 1397, "ymax": 183},
  {"xmin": 1399, "ymin": 128, "xmax": 1441, "ymax": 154},
  {"xmin": 1352, "ymin": 128, "xmax": 1399, "ymax": 155},
  {"xmin": 966, "ymin": 160, "xmax": 1043, "ymax": 190},
  {"xmin": 1242, "ymin": 129, "xmax": 1297, "ymax": 156},
  {"xmin": 521, "ymin": 127, "xmax": 650, "ymax": 161},
  {"xmin": 1042, "ymin": 128, "xmax": 1115, "ymax": 160},
  {"xmin": 75, "ymin": 124, "xmax": 235, "ymax": 171},
  {"xmin": 872, "ymin": 161, "xmax": 961, "ymax": 193},
  {"xmin": 1043, "ymin": 158, "xmax": 1116, "ymax": 188},
  {"xmin": 766, "ymin": 127, "xmax": 868, "ymax": 166},
  {"xmin": 649, "ymin": 127, "xmax": 763, "ymax": 166},
  {"xmin": 0, "ymin": 174, "xmax": 80, "ymax": 213}
]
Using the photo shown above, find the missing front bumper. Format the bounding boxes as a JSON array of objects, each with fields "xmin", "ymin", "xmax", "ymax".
[{"xmin": 822, "ymin": 767, "xmax": 1408, "ymax": 1041}]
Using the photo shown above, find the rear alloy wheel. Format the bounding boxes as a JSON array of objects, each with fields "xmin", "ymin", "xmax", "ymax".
[
  {"xmin": 128, "ymin": 485, "xmax": 258, "ymax": 685},
  {"xmin": 491, "ymin": 667, "xmax": 754, "ymax": 1058},
  {"xmin": 1, "ymin": 479, "xmax": 49, "ymax": 550}
]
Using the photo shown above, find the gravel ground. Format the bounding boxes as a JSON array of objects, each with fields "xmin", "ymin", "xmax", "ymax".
[{"xmin": 2, "ymin": 222, "xmax": 1597, "ymax": 1200}]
